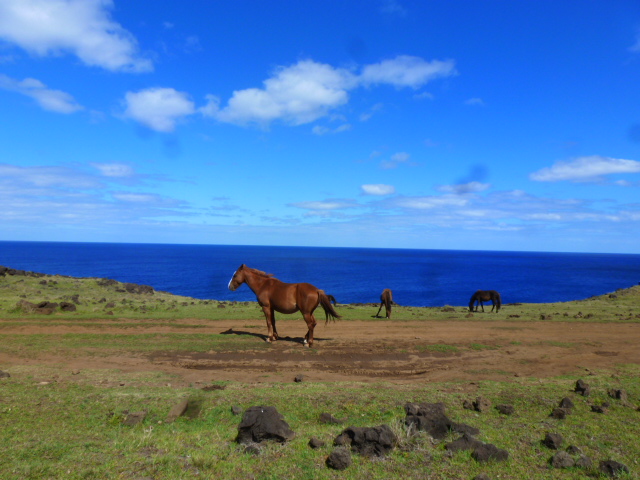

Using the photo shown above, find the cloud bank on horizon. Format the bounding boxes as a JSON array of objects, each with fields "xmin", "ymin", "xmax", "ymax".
[{"xmin": 1, "ymin": 0, "xmax": 639, "ymax": 253}]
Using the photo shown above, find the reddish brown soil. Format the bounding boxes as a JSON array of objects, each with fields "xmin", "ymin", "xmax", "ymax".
[{"xmin": 2, "ymin": 319, "xmax": 639, "ymax": 385}]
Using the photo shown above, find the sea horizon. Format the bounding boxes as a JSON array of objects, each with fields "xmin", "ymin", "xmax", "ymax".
[{"xmin": 1, "ymin": 240, "xmax": 639, "ymax": 307}]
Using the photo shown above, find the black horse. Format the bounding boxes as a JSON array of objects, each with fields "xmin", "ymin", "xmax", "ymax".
[{"xmin": 469, "ymin": 290, "xmax": 501, "ymax": 313}]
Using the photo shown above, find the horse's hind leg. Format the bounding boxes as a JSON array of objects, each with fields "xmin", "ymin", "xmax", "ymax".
[
  {"xmin": 375, "ymin": 302, "xmax": 384, "ymax": 317},
  {"xmin": 302, "ymin": 312, "xmax": 317, "ymax": 347}
]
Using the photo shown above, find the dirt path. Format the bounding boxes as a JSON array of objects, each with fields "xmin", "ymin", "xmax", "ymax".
[{"xmin": 2, "ymin": 319, "xmax": 639, "ymax": 385}]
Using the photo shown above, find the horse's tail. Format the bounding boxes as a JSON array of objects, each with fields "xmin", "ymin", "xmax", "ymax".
[{"xmin": 319, "ymin": 291, "xmax": 341, "ymax": 324}]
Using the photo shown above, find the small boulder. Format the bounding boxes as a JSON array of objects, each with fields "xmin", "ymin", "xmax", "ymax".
[
  {"xmin": 574, "ymin": 379, "xmax": 591, "ymax": 396},
  {"xmin": 236, "ymin": 406, "xmax": 295, "ymax": 445},
  {"xmin": 309, "ymin": 437, "xmax": 325, "ymax": 449},
  {"xmin": 333, "ymin": 424, "xmax": 396, "ymax": 457},
  {"xmin": 542, "ymin": 432, "xmax": 563, "ymax": 450},
  {"xmin": 123, "ymin": 411, "xmax": 146, "ymax": 426},
  {"xmin": 326, "ymin": 447, "xmax": 351, "ymax": 470},
  {"xmin": 166, "ymin": 398, "xmax": 189, "ymax": 423},
  {"xmin": 599, "ymin": 460, "xmax": 629, "ymax": 477},
  {"xmin": 495, "ymin": 404, "xmax": 514, "ymax": 415},
  {"xmin": 319, "ymin": 412, "xmax": 344, "ymax": 424},
  {"xmin": 471, "ymin": 443, "xmax": 509, "ymax": 462},
  {"xmin": 550, "ymin": 451, "xmax": 575, "ymax": 469}
]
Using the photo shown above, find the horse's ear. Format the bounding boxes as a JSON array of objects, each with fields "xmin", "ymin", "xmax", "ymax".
[{"xmin": 239, "ymin": 264, "xmax": 245, "ymax": 270}]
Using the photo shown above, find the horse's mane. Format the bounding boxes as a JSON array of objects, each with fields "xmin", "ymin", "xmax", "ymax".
[{"xmin": 246, "ymin": 266, "xmax": 274, "ymax": 278}]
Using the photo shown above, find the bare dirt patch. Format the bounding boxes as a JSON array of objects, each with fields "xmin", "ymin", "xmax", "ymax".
[{"xmin": 1, "ymin": 319, "xmax": 639, "ymax": 385}]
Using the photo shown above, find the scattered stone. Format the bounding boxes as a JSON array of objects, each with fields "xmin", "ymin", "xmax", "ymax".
[
  {"xmin": 550, "ymin": 408, "xmax": 570, "ymax": 419},
  {"xmin": 599, "ymin": 460, "xmax": 629, "ymax": 477},
  {"xmin": 326, "ymin": 447, "xmax": 351, "ymax": 470},
  {"xmin": 472, "ymin": 396, "xmax": 491, "ymax": 413},
  {"xmin": 444, "ymin": 432, "xmax": 484, "ymax": 452},
  {"xmin": 405, "ymin": 402, "xmax": 479, "ymax": 440},
  {"xmin": 236, "ymin": 406, "xmax": 295, "ymax": 445},
  {"xmin": 566, "ymin": 445, "xmax": 582, "ymax": 455},
  {"xmin": 294, "ymin": 374, "xmax": 304, "ymax": 383},
  {"xmin": 309, "ymin": 437, "xmax": 325, "ymax": 449},
  {"xmin": 59, "ymin": 302, "xmax": 76, "ymax": 312},
  {"xmin": 542, "ymin": 433, "xmax": 563, "ymax": 450},
  {"xmin": 471, "ymin": 443, "xmax": 509, "ymax": 462},
  {"xmin": 559, "ymin": 397, "xmax": 574, "ymax": 409},
  {"xmin": 0, "ymin": 371, "xmax": 11, "ymax": 378},
  {"xmin": 607, "ymin": 389, "xmax": 628, "ymax": 402},
  {"xmin": 574, "ymin": 379, "xmax": 591, "ymax": 396},
  {"xmin": 124, "ymin": 283, "xmax": 154, "ymax": 295},
  {"xmin": 550, "ymin": 451, "xmax": 575, "ymax": 469},
  {"xmin": 462, "ymin": 399, "xmax": 474, "ymax": 410},
  {"xmin": 591, "ymin": 404, "xmax": 608, "ymax": 414},
  {"xmin": 166, "ymin": 398, "xmax": 189, "ymax": 423},
  {"xmin": 333, "ymin": 425, "xmax": 396, "ymax": 457},
  {"xmin": 319, "ymin": 412, "xmax": 344, "ymax": 424},
  {"xmin": 576, "ymin": 455, "xmax": 593, "ymax": 469},
  {"xmin": 123, "ymin": 411, "xmax": 147, "ymax": 426},
  {"xmin": 231, "ymin": 405, "xmax": 243, "ymax": 416},
  {"xmin": 495, "ymin": 404, "xmax": 514, "ymax": 415}
]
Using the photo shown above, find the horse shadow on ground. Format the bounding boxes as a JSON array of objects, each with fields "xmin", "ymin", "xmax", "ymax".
[{"xmin": 220, "ymin": 328, "xmax": 331, "ymax": 345}]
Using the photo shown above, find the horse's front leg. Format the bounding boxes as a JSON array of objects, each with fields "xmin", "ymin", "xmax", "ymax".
[
  {"xmin": 261, "ymin": 306, "xmax": 277, "ymax": 342},
  {"xmin": 302, "ymin": 313, "xmax": 317, "ymax": 347}
]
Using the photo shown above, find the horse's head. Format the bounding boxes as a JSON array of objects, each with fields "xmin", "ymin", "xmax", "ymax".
[{"xmin": 228, "ymin": 264, "xmax": 246, "ymax": 291}]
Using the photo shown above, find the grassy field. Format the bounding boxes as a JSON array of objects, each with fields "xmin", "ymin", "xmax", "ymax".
[{"xmin": 1, "ymin": 270, "xmax": 639, "ymax": 479}]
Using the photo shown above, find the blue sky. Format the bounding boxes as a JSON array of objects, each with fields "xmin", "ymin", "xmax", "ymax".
[{"xmin": 1, "ymin": 0, "xmax": 640, "ymax": 253}]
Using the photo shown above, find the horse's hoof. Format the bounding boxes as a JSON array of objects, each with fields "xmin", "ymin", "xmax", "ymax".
[{"xmin": 303, "ymin": 343, "xmax": 310, "ymax": 348}]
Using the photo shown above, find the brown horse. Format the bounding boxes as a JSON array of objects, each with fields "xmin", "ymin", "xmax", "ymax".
[
  {"xmin": 469, "ymin": 290, "xmax": 501, "ymax": 313},
  {"xmin": 375, "ymin": 288, "xmax": 394, "ymax": 318},
  {"xmin": 228, "ymin": 264, "xmax": 340, "ymax": 347}
]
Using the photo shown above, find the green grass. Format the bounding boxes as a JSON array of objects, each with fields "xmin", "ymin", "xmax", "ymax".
[
  {"xmin": 1, "ymin": 271, "xmax": 639, "ymax": 479},
  {"xmin": 0, "ymin": 369, "xmax": 639, "ymax": 479}
]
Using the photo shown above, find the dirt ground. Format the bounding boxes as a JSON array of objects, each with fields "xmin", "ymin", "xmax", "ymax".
[{"xmin": 3, "ymin": 318, "xmax": 639, "ymax": 385}]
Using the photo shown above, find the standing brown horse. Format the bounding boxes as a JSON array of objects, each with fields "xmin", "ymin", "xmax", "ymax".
[
  {"xmin": 375, "ymin": 288, "xmax": 394, "ymax": 318},
  {"xmin": 468, "ymin": 290, "xmax": 501, "ymax": 313},
  {"xmin": 228, "ymin": 264, "xmax": 340, "ymax": 347}
]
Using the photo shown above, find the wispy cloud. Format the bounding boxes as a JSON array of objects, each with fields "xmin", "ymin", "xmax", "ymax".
[
  {"xmin": 380, "ymin": 152, "xmax": 411, "ymax": 169},
  {"xmin": 437, "ymin": 181, "xmax": 490, "ymax": 194},
  {"xmin": 360, "ymin": 56, "xmax": 456, "ymax": 89},
  {"xmin": 530, "ymin": 155, "xmax": 640, "ymax": 182},
  {"xmin": 0, "ymin": 0, "xmax": 152, "ymax": 72},
  {"xmin": 465, "ymin": 97, "xmax": 485, "ymax": 106},
  {"xmin": 0, "ymin": 74, "xmax": 83, "ymax": 113},
  {"xmin": 361, "ymin": 184, "xmax": 396, "ymax": 195}
]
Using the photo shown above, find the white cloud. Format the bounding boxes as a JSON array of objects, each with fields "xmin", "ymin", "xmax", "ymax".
[
  {"xmin": 0, "ymin": 74, "xmax": 83, "ymax": 113},
  {"xmin": 360, "ymin": 55, "xmax": 456, "ymax": 89},
  {"xmin": 204, "ymin": 55, "xmax": 456, "ymax": 127},
  {"xmin": 361, "ymin": 184, "xmax": 396, "ymax": 195},
  {"xmin": 0, "ymin": 163, "xmax": 99, "ymax": 189},
  {"xmin": 208, "ymin": 60, "xmax": 356, "ymax": 126},
  {"xmin": 530, "ymin": 155, "xmax": 640, "ymax": 182},
  {"xmin": 0, "ymin": 0, "xmax": 152, "ymax": 72},
  {"xmin": 123, "ymin": 87, "xmax": 196, "ymax": 132}
]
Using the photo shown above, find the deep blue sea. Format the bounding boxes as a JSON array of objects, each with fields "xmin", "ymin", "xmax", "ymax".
[{"xmin": 1, "ymin": 241, "xmax": 639, "ymax": 307}]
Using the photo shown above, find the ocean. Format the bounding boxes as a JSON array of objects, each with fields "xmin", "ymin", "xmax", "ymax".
[{"xmin": 1, "ymin": 241, "xmax": 639, "ymax": 307}]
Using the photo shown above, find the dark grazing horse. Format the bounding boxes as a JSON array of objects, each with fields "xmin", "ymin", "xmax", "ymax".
[
  {"xmin": 469, "ymin": 290, "xmax": 501, "ymax": 313},
  {"xmin": 375, "ymin": 288, "xmax": 394, "ymax": 318},
  {"xmin": 228, "ymin": 264, "xmax": 340, "ymax": 347}
]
